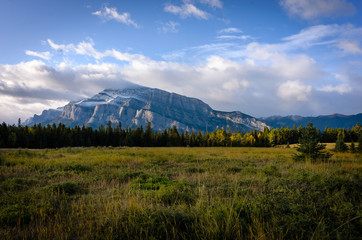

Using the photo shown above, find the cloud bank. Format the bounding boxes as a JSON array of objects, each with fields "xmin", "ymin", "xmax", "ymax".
[{"xmin": 1, "ymin": 24, "xmax": 362, "ymax": 124}]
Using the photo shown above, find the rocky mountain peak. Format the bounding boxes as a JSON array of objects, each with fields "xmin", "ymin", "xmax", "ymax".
[{"xmin": 25, "ymin": 85, "xmax": 268, "ymax": 132}]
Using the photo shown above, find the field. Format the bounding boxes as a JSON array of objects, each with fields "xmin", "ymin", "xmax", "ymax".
[{"xmin": 0, "ymin": 147, "xmax": 361, "ymax": 239}]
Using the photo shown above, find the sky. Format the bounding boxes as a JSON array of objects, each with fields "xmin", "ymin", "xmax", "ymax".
[{"xmin": 0, "ymin": 0, "xmax": 362, "ymax": 124}]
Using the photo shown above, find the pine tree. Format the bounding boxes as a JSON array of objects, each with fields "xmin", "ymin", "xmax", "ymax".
[
  {"xmin": 144, "ymin": 122, "xmax": 153, "ymax": 146},
  {"xmin": 334, "ymin": 136, "xmax": 348, "ymax": 152},
  {"xmin": 357, "ymin": 134, "xmax": 362, "ymax": 153},
  {"xmin": 293, "ymin": 123, "xmax": 332, "ymax": 163},
  {"xmin": 350, "ymin": 141, "xmax": 356, "ymax": 153}
]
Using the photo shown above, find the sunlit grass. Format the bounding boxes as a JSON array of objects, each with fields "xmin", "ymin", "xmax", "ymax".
[{"xmin": 0, "ymin": 147, "xmax": 361, "ymax": 239}]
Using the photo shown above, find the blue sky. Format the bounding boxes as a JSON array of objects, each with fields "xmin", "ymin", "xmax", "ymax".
[{"xmin": 1, "ymin": 0, "xmax": 362, "ymax": 123}]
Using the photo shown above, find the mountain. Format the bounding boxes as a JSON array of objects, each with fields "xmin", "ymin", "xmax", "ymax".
[
  {"xmin": 25, "ymin": 85, "xmax": 268, "ymax": 132},
  {"xmin": 260, "ymin": 113, "xmax": 362, "ymax": 130}
]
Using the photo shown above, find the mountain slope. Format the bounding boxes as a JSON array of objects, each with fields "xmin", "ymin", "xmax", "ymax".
[
  {"xmin": 260, "ymin": 113, "xmax": 362, "ymax": 130},
  {"xmin": 25, "ymin": 86, "xmax": 268, "ymax": 132}
]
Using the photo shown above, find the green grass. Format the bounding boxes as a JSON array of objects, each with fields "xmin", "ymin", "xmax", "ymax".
[{"xmin": 0, "ymin": 147, "xmax": 361, "ymax": 239}]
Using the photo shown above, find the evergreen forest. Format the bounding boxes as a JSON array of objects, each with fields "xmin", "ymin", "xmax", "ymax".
[{"xmin": 0, "ymin": 121, "xmax": 361, "ymax": 148}]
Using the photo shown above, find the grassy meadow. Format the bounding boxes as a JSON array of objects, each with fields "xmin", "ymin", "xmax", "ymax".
[{"xmin": 0, "ymin": 147, "xmax": 361, "ymax": 239}]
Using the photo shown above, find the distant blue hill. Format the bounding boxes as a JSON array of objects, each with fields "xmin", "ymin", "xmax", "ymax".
[{"xmin": 260, "ymin": 113, "xmax": 362, "ymax": 130}]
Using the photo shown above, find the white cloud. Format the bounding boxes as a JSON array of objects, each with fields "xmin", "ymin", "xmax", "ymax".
[
  {"xmin": 282, "ymin": 24, "xmax": 341, "ymax": 48},
  {"xmin": 217, "ymin": 35, "xmax": 251, "ymax": 41},
  {"xmin": 271, "ymin": 55, "xmax": 321, "ymax": 80},
  {"xmin": 164, "ymin": 3, "xmax": 210, "ymax": 19},
  {"xmin": 277, "ymin": 80, "xmax": 312, "ymax": 101},
  {"xmin": 280, "ymin": 0, "xmax": 356, "ymax": 20},
  {"xmin": 159, "ymin": 21, "xmax": 180, "ymax": 33},
  {"xmin": 199, "ymin": 0, "xmax": 223, "ymax": 8},
  {"xmin": 319, "ymin": 84, "xmax": 352, "ymax": 94},
  {"xmin": 337, "ymin": 41, "xmax": 362, "ymax": 55},
  {"xmin": 47, "ymin": 39, "xmax": 148, "ymax": 62},
  {"xmin": 222, "ymin": 79, "xmax": 249, "ymax": 92},
  {"xmin": 48, "ymin": 39, "xmax": 98, "ymax": 58},
  {"xmin": 73, "ymin": 41, "xmax": 105, "ymax": 59},
  {"xmin": 92, "ymin": 6, "xmax": 139, "ymax": 28},
  {"xmin": 0, "ymin": 60, "xmax": 131, "ymax": 123},
  {"xmin": 166, "ymin": 24, "xmax": 362, "ymax": 62},
  {"xmin": 25, "ymin": 50, "xmax": 52, "ymax": 60},
  {"xmin": 0, "ymin": 95, "xmax": 68, "ymax": 124},
  {"xmin": 218, "ymin": 27, "xmax": 242, "ymax": 34},
  {"xmin": 0, "ymin": 51, "xmax": 359, "ymax": 124},
  {"xmin": 277, "ymin": 24, "xmax": 362, "ymax": 55},
  {"xmin": 47, "ymin": 39, "xmax": 73, "ymax": 56},
  {"xmin": 3, "ymin": 22, "xmax": 362, "ymax": 124}
]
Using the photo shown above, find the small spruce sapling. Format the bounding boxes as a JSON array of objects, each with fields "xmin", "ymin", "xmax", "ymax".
[
  {"xmin": 357, "ymin": 135, "xmax": 362, "ymax": 153},
  {"xmin": 334, "ymin": 136, "xmax": 348, "ymax": 152},
  {"xmin": 293, "ymin": 123, "xmax": 332, "ymax": 163},
  {"xmin": 350, "ymin": 141, "xmax": 356, "ymax": 153}
]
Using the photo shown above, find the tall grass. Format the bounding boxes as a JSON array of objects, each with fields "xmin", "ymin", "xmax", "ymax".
[{"xmin": 0, "ymin": 147, "xmax": 361, "ymax": 239}]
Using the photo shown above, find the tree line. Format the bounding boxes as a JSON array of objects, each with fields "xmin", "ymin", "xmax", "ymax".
[{"xmin": 0, "ymin": 121, "xmax": 361, "ymax": 149}]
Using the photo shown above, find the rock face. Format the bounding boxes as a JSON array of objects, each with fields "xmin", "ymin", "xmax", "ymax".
[
  {"xmin": 25, "ymin": 86, "xmax": 268, "ymax": 132},
  {"xmin": 24, "ymin": 108, "xmax": 63, "ymax": 126}
]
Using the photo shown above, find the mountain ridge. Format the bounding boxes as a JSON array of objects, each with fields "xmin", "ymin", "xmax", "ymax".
[
  {"xmin": 260, "ymin": 113, "xmax": 362, "ymax": 130},
  {"xmin": 25, "ymin": 86, "xmax": 268, "ymax": 132},
  {"xmin": 25, "ymin": 85, "xmax": 362, "ymax": 131}
]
